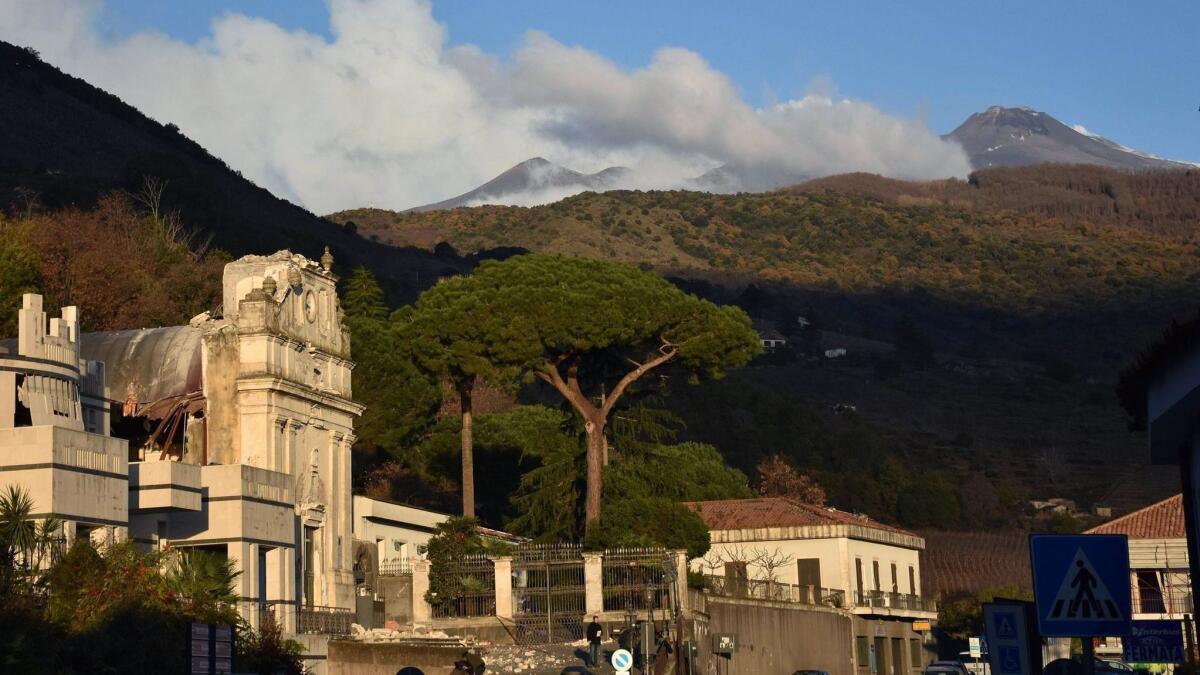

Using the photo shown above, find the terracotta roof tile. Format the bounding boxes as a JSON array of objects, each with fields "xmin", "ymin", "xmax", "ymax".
[
  {"xmin": 683, "ymin": 497, "xmax": 915, "ymax": 537},
  {"xmin": 1086, "ymin": 494, "xmax": 1184, "ymax": 539}
]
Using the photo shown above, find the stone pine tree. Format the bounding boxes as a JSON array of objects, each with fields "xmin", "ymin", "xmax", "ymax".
[
  {"xmin": 441, "ymin": 254, "xmax": 760, "ymax": 533},
  {"xmin": 396, "ymin": 274, "xmax": 525, "ymax": 519}
]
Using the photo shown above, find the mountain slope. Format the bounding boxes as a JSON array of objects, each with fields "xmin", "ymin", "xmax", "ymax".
[
  {"xmin": 328, "ymin": 175, "xmax": 1200, "ymax": 524},
  {"xmin": 409, "ymin": 157, "xmax": 630, "ymax": 211},
  {"xmin": 0, "ymin": 40, "xmax": 467, "ymax": 300},
  {"xmin": 948, "ymin": 106, "xmax": 1194, "ymax": 171}
]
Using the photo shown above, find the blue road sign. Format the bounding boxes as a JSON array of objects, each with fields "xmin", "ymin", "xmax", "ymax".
[
  {"xmin": 1030, "ymin": 534, "xmax": 1131, "ymax": 637},
  {"xmin": 984, "ymin": 602, "xmax": 1034, "ymax": 675},
  {"xmin": 1123, "ymin": 620, "xmax": 1185, "ymax": 664},
  {"xmin": 611, "ymin": 648, "xmax": 634, "ymax": 670}
]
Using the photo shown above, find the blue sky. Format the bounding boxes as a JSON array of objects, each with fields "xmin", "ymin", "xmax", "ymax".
[{"xmin": 94, "ymin": 0, "xmax": 1200, "ymax": 162}]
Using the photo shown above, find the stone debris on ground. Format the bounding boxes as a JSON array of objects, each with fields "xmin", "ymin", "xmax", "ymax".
[
  {"xmin": 346, "ymin": 625, "xmax": 615, "ymax": 673},
  {"xmin": 348, "ymin": 623, "xmax": 456, "ymax": 642},
  {"xmin": 478, "ymin": 643, "xmax": 593, "ymax": 674}
]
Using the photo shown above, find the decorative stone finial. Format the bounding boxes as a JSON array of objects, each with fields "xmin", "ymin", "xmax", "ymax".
[
  {"xmin": 287, "ymin": 266, "xmax": 302, "ymax": 289},
  {"xmin": 320, "ymin": 246, "xmax": 334, "ymax": 272},
  {"xmin": 261, "ymin": 275, "xmax": 277, "ymax": 298}
]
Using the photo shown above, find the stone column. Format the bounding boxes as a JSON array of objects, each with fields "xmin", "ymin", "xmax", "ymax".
[
  {"xmin": 268, "ymin": 546, "xmax": 297, "ymax": 633},
  {"xmin": 493, "ymin": 556, "xmax": 514, "ymax": 619},
  {"xmin": 228, "ymin": 541, "xmax": 257, "ymax": 627},
  {"xmin": 672, "ymin": 550, "xmax": 690, "ymax": 614},
  {"xmin": 583, "ymin": 552, "xmax": 604, "ymax": 616},
  {"xmin": 412, "ymin": 558, "xmax": 432, "ymax": 624}
]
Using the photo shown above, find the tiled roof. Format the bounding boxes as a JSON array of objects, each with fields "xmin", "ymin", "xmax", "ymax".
[
  {"xmin": 683, "ymin": 497, "xmax": 915, "ymax": 537},
  {"xmin": 1086, "ymin": 494, "xmax": 1184, "ymax": 539}
]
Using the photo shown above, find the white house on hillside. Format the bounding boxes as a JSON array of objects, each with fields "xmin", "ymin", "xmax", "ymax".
[{"xmin": 686, "ymin": 497, "xmax": 936, "ymax": 675}]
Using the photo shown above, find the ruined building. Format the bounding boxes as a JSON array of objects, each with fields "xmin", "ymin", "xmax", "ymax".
[{"xmin": 0, "ymin": 250, "xmax": 362, "ymax": 631}]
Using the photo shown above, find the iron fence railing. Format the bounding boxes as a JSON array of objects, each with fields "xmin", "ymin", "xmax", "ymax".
[
  {"xmin": 602, "ymin": 547, "xmax": 671, "ymax": 612},
  {"xmin": 378, "ymin": 558, "xmax": 412, "ymax": 577},
  {"xmin": 257, "ymin": 603, "xmax": 278, "ymax": 632},
  {"xmin": 704, "ymin": 575, "xmax": 845, "ymax": 607},
  {"xmin": 513, "ymin": 543, "xmax": 586, "ymax": 644},
  {"xmin": 853, "ymin": 589, "xmax": 936, "ymax": 612},
  {"xmin": 297, "ymin": 605, "xmax": 354, "ymax": 635},
  {"xmin": 430, "ymin": 554, "xmax": 496, "ymax": 619}
]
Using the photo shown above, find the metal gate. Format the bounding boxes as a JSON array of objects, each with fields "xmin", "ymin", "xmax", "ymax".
[
  {"xmin": 602, "ymin": 547, "xmax": 672, "ymax": 613},
  {"xmin": 512, "ymin": 544, "xmax": 585, "ymax": 644}
]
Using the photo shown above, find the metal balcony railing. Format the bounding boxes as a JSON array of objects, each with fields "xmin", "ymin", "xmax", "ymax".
[
  {"xmin": 853, "ymin": 590, "xmax": 937, "ymax": 612},
  {"xmin": 378, "ymin": 558, "xmax": 413, "ymax": 577},
  {"xmin": 297, "ymin": 605, "xmax": 354, "ymax": 635},
  {"xmin": 704, "ymin": 575, "xmax": 846, "ymax": 608},
  {"xmin": 1132, "ymin": 590, "xmax": 1193, "ymax": 615}
]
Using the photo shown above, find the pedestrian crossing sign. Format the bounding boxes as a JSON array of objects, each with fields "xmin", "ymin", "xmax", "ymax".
[{"xmin": 1030, "ymin": 534, "xmax": 1131, "ymax": 637}]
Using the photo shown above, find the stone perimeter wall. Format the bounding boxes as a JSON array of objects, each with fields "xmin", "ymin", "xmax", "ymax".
[{"xmin": 691, "ymin": 593, "xmax": 855, "ymax": 675}]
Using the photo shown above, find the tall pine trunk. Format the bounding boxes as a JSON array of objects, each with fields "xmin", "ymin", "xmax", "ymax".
[
  {"xmin": 458, "ymin": 378, "xmax": 475, "ymax": 518},
  {"xmin": 583, "ymin": 417, "xmax": 605, "ymax": 533}
]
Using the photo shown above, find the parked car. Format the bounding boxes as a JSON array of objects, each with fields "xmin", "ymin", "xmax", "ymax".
[
  {"xmin": 794, "ymin": 670, "xmax": 831, "ymax": 675},
  {"xmin": 925, "ymin": 661, "xmax": 971, "ymax": 675}
]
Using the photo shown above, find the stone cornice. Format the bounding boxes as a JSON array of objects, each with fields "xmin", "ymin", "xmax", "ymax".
[
  {"xmin": 235, "ymin": 376, "xmax": 366, "ymax": 415},
  {"xmin": 710, "ymin": 523, "xmax": 925, "ymax": 550}
]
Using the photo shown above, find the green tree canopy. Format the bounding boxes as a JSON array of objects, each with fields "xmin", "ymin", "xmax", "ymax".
[
  {"xmin": 0, "ymin": 229, "xmax": 40, "ymax": 337},
  {"xmin": 435, "ymin": 254, "xmax": 759, "ymax": 532},
  {"xmin": 396, "ymin": 268, "xmax": 533, "ymax": 518},
  {"xmin": 340, "ymin": 267, "xmax": 441, "ymax": 468}
]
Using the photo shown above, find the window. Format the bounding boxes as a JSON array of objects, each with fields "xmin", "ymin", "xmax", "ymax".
[
  {"xmin": 725, "ymin": 560, "xmax": 748, "ymax": 580},
  {"xmin": 1135, "ymin": 570, "xmax": 1164, "ymax": 613},
  {"xmin": 910, "ymin": 639, "xmax": 922, "ymax": 668},
  {"xmin": 909, "ymin": 566, "xmax": 917, "ymax": 595},
  {"xmin": 725, "ymin": 561, "xmax": 749, "ymax": 596},
  {"xmin": 873, "ymin": 560, "xmax": 881, "ymax": 591},
  {"xmin": 856, "ymin": 636, "xmax": 870, "ymax": 667},
  {"xmin": 257, "ymin": 546, "xmax": 269, "ymax": 606},
  {"xmin": 303, "ymin": 526, "xmax": 316, "ymax": 608},
  {"xmin": 856, "ymin": 558, "xmax": 864, "ymax": 596},
  {"xmin": 891, "ymin": 563, "xmax": 898, "ymax": 593},
  {"xmin": 797, "ymin": 558, "xmax": 822, "ymax": 589}
]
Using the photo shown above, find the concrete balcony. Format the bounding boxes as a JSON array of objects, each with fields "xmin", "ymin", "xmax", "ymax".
[
  {"xmin": 852, "ymin": 590, "xmax": 938, "ymax": 619},
  {"xmin": 160, "ymin": 463, "xmax": 296, "ymax": 549},
  {"xmin": 0, "ymin": 425, "xmax": 128, "ymax": 526},
  {"xmin": 129, "ymin": 460, "xmax": 202, "ymax": 512}
]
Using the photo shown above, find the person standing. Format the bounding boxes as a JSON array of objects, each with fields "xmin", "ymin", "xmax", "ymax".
[{"xmin": 586, "ymin": 615, "xmax": 604, "ymax": 667}]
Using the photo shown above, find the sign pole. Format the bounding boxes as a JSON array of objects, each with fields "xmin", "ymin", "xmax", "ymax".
[
  {"xmin": 1080, "ymin": 638, "xmax": 1095, "ymax": 675},
  {"xmin": 1186, "ymin": 615, "xmax": 1197, "ymax": 672}
]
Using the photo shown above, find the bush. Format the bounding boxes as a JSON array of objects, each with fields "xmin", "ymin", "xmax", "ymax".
[
  {"xmin": 237, "ymin": 615, "xmax": 305, "ymax": 675},
  {"xmin": 582, "ymin": 497, "xmax": 711, "ymax": 558}
]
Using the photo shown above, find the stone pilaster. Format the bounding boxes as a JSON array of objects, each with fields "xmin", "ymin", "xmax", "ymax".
[
  {"xmin": 492, "ymin": 556, "xmax": 514, "ymax": 619},
  {"xmin": 412, "ymin": 558, "xmax": 432, "ymax": 623},
  {"xmin": 583, "ymin": 552, "xmax": 604, "ymax": 616},
  {"xmin": 672, "ymin": 549, "xmax": 689, "ymax": 614}
]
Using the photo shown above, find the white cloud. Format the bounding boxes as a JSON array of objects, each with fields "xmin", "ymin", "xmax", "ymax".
[{"xmin": 0, "ymin": 0, "xmax": 971, "ymax": 212}]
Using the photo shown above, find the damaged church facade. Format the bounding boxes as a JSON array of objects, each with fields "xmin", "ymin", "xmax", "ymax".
[{"xmin": 0, "ymin": 250, "xmax": 363, "ymax": 631}]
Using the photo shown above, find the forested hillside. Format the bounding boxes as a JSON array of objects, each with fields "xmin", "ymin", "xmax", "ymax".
[
  {"xmin": 0, "ymin": 40, "xmax": 467, "ymax": 302},
  {"xmin": 331, "ymin": 167, "xmax": 1200, "ymax": 365},
  {"xmin": 330, "ymin": 166, "xmax": 1199, "ymax": 529}
]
